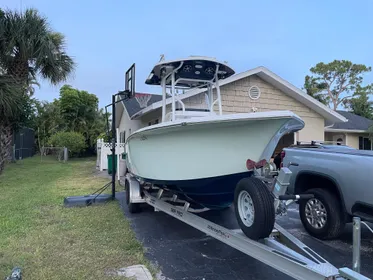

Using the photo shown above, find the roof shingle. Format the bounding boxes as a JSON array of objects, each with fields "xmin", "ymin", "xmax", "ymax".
[
  {"xmin": 121, "ymin": 93, "xmax": 162, "ymax": 118},
  {"xmin": 326, "ymin": 110, "xmax": 373, "ymax": 130}
]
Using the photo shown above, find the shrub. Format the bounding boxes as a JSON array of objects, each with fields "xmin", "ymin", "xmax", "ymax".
[
  {"xmin": 96, "ymin": 131, "xmax": 111, "ymax": 142},
  {"xmin": 49, "ymin": 131, "xmax": 86, "ymax": 157}
]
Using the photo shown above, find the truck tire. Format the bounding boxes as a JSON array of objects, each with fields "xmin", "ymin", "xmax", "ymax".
[
  {"xmin": 234, "ymin": 177, "xmax": 275, "ymax": 240},
  {"xmin": 299, "ymin": 188, "xmax": 345, "ymax": 240}
]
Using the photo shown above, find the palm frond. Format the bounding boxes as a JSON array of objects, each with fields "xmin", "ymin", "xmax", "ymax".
[
  {"xmin": 0, "ymin": 75, "xmax": 24, "ymax": 123},
  {"xmin": 0, "ymin": 8, "xmax": 75, "ymax": 85},
  {"xmin": 38, "ymin": 52, "xmax": 76, "ymax": 84}
]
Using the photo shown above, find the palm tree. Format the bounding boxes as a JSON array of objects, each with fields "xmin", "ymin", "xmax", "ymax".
[
  {"xmin": 0, "ymin": 8, "xmax": 75, "ymax": 172},
  {"xmin": 0, "ymin": 8, "xmax": 75, "ymax": 85},
  {"xmin": 0, "ymin": 75, "xmax": 23, "ymax": 172}
]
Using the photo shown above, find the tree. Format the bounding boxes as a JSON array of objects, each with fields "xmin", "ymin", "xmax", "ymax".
[
  {"xmin": 29, "ymin": 85, "xmax": 108, "ymax": 155},
  {"xmin": 26, "ymin": 85, "xmax": 108, "ymax": 157},
  {"xmin": 0, "ymin": 8, "xmax": 75, "ymax": 172},
  {"xmin": 304, "ymin": 60, "xmax": 372, "ymax": 110},
  {"xmin": 58, "ymin": 85, "xmax": 104, "ymax": 153},
  {"xmin": 344, "ymin": 85, "xmax": 373, "ymax": 119},
  {"xmin": 303, "ymin": 75, "xmax": 329, "ymax": 106},
  {"xmin": 0, "ymin": 8, "xmax": 75, "ymax": 86},
  {"xmin": 49, "ymin": 131, "xmax": 87, "ymax": 157},
  {"xmin": 59, "ymin": 85, "xmax": 98, "ymax": 133},
  {"xmin": 32, "ymin": 100, "xmax": 63, "ymax": 149},
  {"xmin": 0, "ymin": 75, "xmax": 24, "ymax": 172}
]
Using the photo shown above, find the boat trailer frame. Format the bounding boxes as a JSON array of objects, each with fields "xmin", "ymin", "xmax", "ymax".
[{"xmin": 125, "ymin": 172, "xmax": 371, "ymax": 280}]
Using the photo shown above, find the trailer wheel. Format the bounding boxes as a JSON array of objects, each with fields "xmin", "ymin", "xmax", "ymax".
[
  {"xmin": 299, "ymin": 188, "xmax": 345, "ymax": 240},
  {"xmin": 125, "ymin": 179, "xmax": 141, "ymax": 213},
  {"xmin": 234, "ymin": 177, "xmax": 275, "ymax": 240}
]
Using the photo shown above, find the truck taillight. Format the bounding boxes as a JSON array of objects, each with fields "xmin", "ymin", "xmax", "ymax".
[{"xmin": 280, "ymin": 150, "xmax": 285, "ymax": 168}]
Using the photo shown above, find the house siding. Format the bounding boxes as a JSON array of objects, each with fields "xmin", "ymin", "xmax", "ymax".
[
  {"xmin": 182, "ymin": 74, "xmax": 325, "ymax": 141},
  {"xmin": 325, "ymin": 131, "xmax": 346, "ymax": 144},
  {"xmin": 347, "ymin": 133, "xmax": 371, "ymax": 149},
  {"xmin": 140, "ymin": 108, "xmax": 163, "ymax": 126},
  {"xmin": 347, "ymin": 134, "xmax": 360, "ymax": 149},
  {"xmin": 118, "ymin": 108, "xmax": 142, "ymax": 141},
  {"xmin": 324, "ymin": 132, "xmax": 371, "ymax": 149}
]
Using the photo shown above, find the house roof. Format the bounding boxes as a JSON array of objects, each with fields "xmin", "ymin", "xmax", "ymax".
[
  {"xmin": 325, "ymin": 110, "xmax": 373, "ymax": 132},
  {"xmin": 127, "ymin": 66, "xmax": 347, "ymax": 123},
  {"xmin": 121, "ymin": 93, "xmax": 163, "ymax": 118}
]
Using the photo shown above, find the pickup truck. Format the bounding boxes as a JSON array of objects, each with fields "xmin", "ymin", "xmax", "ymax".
[{"xmin": 281, "ymin": 142, "xmax": 373, "ymax": 240}]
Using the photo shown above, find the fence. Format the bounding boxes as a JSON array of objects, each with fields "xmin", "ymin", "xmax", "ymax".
[
  {"xmin": 13, "ymin": 127, "xmax": 35, "ymax": 160},
  {"xmin": 40, "ymin": 146, "xmax": 68, "ymax": 162},
  {"xmin": 96, "ymin": 140, "xmax": 125, "ymax": 168}
]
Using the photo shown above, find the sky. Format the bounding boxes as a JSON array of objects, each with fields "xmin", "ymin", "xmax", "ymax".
[{"xmin": 2, "ymin": 0, "xmax": 373, "ymax": 109}]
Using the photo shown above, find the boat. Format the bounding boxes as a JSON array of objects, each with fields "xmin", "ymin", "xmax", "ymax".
[{"xmin": 125, "ymin": 56, "xmax": 305, "ymax": 209}]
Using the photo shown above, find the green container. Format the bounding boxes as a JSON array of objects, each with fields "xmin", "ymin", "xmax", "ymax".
[{"xmin": 107, "ymin": 154, "xmax": 117, "ymax": 174}]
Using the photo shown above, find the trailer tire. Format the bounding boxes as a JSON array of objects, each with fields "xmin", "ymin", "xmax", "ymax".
[
  {"xmin": 234, "ymin": 177, "xmax": 275, "ymax": 240},
  {"xmin": 125, "ymin": 179, "xmax": 141, "ymax": 213},
  {"xmin": 299, "ymin": 188, "xmax": 345, "ymax": 240}
]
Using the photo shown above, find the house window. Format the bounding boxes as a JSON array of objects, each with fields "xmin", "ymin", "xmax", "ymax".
[
  {"xmin": 119, "ymin": 131, "xmax": 126, "ymax": 143},
  {"xmin": 359, "ymin": 136, "xmax": 372, "ymax": 150}
]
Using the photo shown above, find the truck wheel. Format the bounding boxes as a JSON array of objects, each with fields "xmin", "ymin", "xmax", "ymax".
[
  {"xmin": 299, "ymin": 188, "xmax": 345, "ymax": 240},
  {"xmin": 234, "ymin": 177, "xmax": 275, "ymax": 240},
  {"xmin": 125, "ymin": 179, "xmax": 141, "ymax": 213}
]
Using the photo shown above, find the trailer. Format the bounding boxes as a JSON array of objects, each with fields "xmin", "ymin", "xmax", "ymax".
[{"xmin": 123, "ymin": 165, "xmax": 372, "ymax": 280}]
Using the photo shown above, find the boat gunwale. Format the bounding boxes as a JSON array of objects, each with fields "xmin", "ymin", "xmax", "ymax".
[{"xmin": 126, "ymin": 110, "xmax": 305, "ymax": 142}]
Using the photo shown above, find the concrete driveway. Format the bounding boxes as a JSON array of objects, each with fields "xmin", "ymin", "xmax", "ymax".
[{"xmin": 117, "ymin": 192, "xmax": 373, "ymax": 280}]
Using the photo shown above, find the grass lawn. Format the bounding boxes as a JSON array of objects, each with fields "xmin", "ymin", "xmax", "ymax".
[{"xmin": 0, "ymin": 156, "xmax": 150, "ymax": 280}]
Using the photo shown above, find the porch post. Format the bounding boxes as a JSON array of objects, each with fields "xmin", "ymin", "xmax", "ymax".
[{"xmin": 345, "ymin": 133, "xmax": 348, "ymax": 146}]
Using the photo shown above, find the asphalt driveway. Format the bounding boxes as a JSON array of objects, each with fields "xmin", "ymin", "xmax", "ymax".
[{"xmin": 117, "ymin": 192, "xmax": 373, "ymax": 280}]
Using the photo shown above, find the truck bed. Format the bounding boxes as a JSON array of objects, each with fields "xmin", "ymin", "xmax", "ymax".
[{"xmin": 288, "ymin": 145, "xmax": 373, "ymax": 157}]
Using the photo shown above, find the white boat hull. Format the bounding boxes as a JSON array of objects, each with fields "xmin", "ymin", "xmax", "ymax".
[{"xmin": 126, "ymin": 111, "xmax": 304, "ymax": 182}]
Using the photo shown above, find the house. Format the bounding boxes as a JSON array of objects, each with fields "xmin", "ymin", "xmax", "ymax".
[
  {"xmin": 115, "ymin": 66, "xmax": 370, "ymax": 154},
  {"xmin": 325, "ymin": 110, "xmax": 373, "ymax": 150}
]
